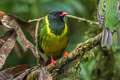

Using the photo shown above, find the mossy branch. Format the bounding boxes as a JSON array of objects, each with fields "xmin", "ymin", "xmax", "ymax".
[{"xmin": 46, "ymin": 32, "xmax": 102, "ymax": 78}]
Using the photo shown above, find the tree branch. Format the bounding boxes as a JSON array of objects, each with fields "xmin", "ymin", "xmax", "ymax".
[{"xmin": 67, "ymin": 15, "xmax": 99, "ymax": 25}]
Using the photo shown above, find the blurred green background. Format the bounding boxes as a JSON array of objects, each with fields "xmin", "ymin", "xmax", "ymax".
[{"xmin": 0, "ymin": 0, "xmax": 120, "ymax": 80}]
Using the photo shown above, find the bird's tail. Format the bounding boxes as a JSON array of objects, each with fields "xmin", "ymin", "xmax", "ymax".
[{"xmin": 101, "ymin": 28, "xmax": 112, "ymax": 47}]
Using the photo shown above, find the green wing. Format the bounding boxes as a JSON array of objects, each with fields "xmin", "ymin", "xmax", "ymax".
[
  {"xmin": 38, "ymin": 19, "xmax": 46, "ymax": 53},
  {"xmin": 37, "ymin": 18, "xmax": 49, "ymax": 63}
]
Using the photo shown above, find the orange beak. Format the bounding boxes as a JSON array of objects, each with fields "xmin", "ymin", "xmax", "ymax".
[{"xmin": 60, "ymin": 12, "xmax": 68, "ymax": 16}]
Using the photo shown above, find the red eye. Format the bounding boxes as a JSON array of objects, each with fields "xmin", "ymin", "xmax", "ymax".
[{"xmin": 60, "ymin": 12, "xmax": 68, "ymax": 16}]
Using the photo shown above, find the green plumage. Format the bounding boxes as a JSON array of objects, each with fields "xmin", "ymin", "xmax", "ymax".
[
  {"xmin": 38, "ymin": 11, "xmax": 69, "ymax": 60},
  {"xmin": 98, "ymin": 0, "xmax": 120, "ymax": 46}
]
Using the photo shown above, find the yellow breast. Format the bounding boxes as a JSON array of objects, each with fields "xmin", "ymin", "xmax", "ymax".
[{"xmin": 41, "ymin": 16, "xmax": 69, "ymax": 57}]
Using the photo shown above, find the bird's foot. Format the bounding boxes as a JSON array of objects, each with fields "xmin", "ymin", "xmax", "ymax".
[
  {"xmin": 51, "ymin": 56, "xmax": 55, "ymax": 67},
  {"xmin": 64, "ymin": 51, "xmax": 68, "ymax": 58}
]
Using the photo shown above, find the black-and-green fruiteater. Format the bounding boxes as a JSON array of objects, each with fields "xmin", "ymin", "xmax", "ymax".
[
  {"xmin": 97, "ymin": 0, "xmax": 120, "ymax": 47},
  {"xmin": 38, "ymin": 11, "xmax": 69, "ymax": 67}
]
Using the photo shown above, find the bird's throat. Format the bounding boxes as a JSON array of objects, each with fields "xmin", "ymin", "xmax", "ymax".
[{"xmin": 47, "ymin": 16, "xmax": 65, "ymax": 35}]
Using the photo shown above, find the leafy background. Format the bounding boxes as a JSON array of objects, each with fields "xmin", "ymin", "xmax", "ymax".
[{"xmin": 0, "ymin": 0, "xmax": 120, "ymax": 80}]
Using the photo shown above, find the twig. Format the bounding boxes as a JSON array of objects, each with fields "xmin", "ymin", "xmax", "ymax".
[
  {"xmin": 28, "ymin": 15, "xmax": 99, "ymax": 25},
  {"xmin": 67, "ymin": 15, "xmax": 99, "ymax": 25},
  {"xmin": 35, "ymin": 19, "xmax": 42, "ymax": 60},
  {"xmin": 28, "ymin": 17, "xmax": 44, "ymax": 23}
]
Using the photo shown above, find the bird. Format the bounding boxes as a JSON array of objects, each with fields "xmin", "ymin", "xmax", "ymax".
[
  {"xmin": 97, "ymin": 0, "xmax": 120, "ymax": 47},
  {"xmin": 38, "ymin": 11, "xmax": 69, "ymax": 67}
]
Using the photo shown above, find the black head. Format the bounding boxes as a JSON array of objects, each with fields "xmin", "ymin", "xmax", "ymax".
[
  {"xmin": 48, "ymin": 11, "xmax": 68, "ymax": 21},
  {"xmin": 47, "ymin": 11, "xmax": 68, "ymax": 35}
]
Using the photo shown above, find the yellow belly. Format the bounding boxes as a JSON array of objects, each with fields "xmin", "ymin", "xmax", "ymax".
[{"xmin": 41, "ymin": 35, "xmax": 68, "ymax": 57}]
